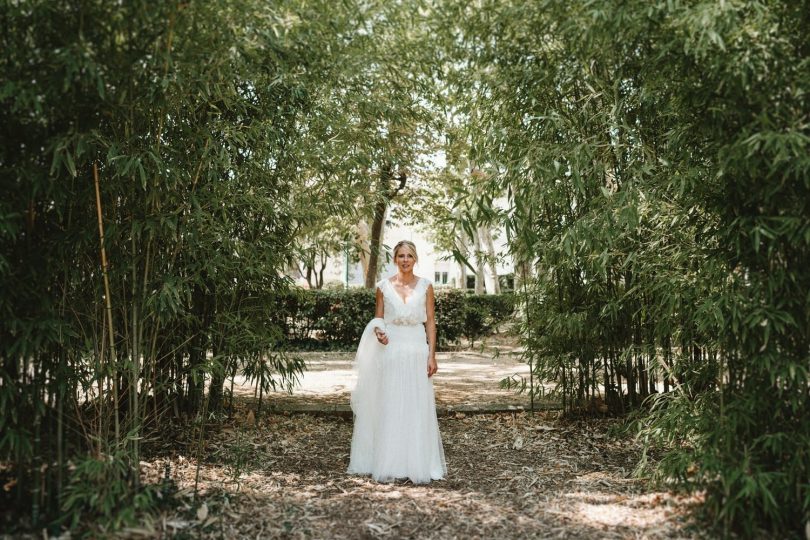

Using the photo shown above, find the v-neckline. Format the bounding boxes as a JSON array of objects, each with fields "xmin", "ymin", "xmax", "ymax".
[{"xmin": 388, "ymin": 277, "xmax": 421, "ymax": 305}]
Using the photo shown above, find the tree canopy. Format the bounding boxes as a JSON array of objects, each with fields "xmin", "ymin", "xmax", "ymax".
[{"xmin": 1, "ymin": 0, "xmax": 807, "ymax": 536}]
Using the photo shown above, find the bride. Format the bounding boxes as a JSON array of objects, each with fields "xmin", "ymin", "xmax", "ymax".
[{"xmin": 347, "ymin": 240, "xmax": 447, "ymax": 483}]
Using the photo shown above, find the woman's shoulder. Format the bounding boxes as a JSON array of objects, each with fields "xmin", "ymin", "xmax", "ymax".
[{"xmin": 416, "ymin": 275, "xmax": 433, "ymax": 288}]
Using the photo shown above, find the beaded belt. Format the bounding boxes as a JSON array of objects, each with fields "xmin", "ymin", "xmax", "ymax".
[{"xmin": 389, "ymin": 318, "xmax": 425, "ymax": 326}]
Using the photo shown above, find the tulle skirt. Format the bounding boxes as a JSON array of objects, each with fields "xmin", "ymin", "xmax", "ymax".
[{"xmin": 347, "ymin": 323, "xmax": 447, "ymax": 484}]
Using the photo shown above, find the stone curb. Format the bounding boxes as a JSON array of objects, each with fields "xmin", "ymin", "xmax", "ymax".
[{"xmin": 264, "ymin": 403, "xmax": 561, "ymax": 418}]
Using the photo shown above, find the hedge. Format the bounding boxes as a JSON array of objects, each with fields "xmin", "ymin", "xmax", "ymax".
[{"xmin": 275, "ymin": 287, "xmax": 516, "ymax": 350}]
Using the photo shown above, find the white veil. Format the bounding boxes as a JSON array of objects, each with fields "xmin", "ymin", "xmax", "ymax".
[{"xmin": 347, "ymin": 317, "xmax": 386, "ymax": 473}]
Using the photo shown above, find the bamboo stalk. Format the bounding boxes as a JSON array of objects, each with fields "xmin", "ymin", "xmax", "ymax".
[
  {"xmin": 130, "ymin": 233, "xmax": 140, "ymax": 490},
  {"xmin": 94, "ymin": 162, "xmax": 120, "ymax": 442},
  {"xmin": 521, "ymin": 261, "xmax": 534, "ymax": 414},
  {"xmin": 56, "ymin": 350, "xmax": 65, "ymax": 512},
  {"xmin": 31, "ymin": 359, "xmax": 41, "ymax": 526},
  {"xmin": 193, "ymin": 373, "xmax": 210, "ymax": 503}
]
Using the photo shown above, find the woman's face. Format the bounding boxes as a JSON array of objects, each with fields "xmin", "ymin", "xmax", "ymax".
[{"xmin": 395, "ymin": 248, "xmax": 416, "ymax": 272}]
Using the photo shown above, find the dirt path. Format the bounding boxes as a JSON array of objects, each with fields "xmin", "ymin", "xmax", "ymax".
[
  {"xmin": 232, "ymin": 340, "xmax": 555, "ymax": 410},
  {"xmin": 138, "ymin": 409, "xmax": 703, "ymax": 539},
  {"xmin": 133, "ymin": 338, "xmax": 704, "ymax": 539}
]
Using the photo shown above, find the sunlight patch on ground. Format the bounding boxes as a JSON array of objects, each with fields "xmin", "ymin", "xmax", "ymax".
[
  {"xmin": 570, "ymin": 495, "xmax": 669, "ymax": 528},
  {"xmin": 138, "ymin": 412, "xmax": 700, "ymax": 539},
  {"xmin": 228, "ymin": 349, "xmax": 539, "ymax": 407}
]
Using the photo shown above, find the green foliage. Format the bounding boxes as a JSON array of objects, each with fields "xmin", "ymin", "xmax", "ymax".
[
  {"xmin": 278, "ymin": 287, "xmax": 514, "ymax": 350},
  {"xmin": 465, "ymin": 294, "xmax": 516, "ymax": 329},
  {"xmin": 0, "ymin": 0, "xmax": 483, "ymax": 529},
  {"xmin": 0, "ymin": 0, "xmax": 352, "ymax": 529},
  {"xmin": 2, "ymin": 0, "xmax": 806, "ymax": 536},
  {"xmin": 434, "ymin": 289, "xmax": 469, "ymax": 346},
  {"xmin": 459, "ymin": 293, "xmax": 517, "ymax": 345},
  {"xmin": 446, "ymin": 0, "xmax": 809, "ymax": 535},
  {"xmin": 274, "ymin": 288, "xmax": 375, "ymax": 347},
  {"xmin": 285, "ymin": 0, "xmax": 443, "ymax": 285},
  {"xmin": 61, "ymin": 450, "xmax": 161, "ymax": 533}
]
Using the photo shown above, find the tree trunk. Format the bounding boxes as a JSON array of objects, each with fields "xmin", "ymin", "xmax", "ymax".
[
  {"xmin": 472, "ymin": 227, "xmax": 485, "ymax": 294},
  {"xmin": 456, "ymin": 231, "xmax": 469, "ymax": 289},
  {"xmin": 480, "ymin": 225, "xmax": 501, "ymax": 294},
  {"xmin": 356, "ymin": 219, "xmax": 370, "ymax": 280},
  {"xmin": 365, "ymin": 163, "xmax": 407, "ymax": 288},
  {"xmin": 517, "ymin": 260, "xmax": 532, "ymax": 290},
  {"xmin": 186, "ymin": 281, "xmax": 211, "ymax": 415},
  {"xmin": 365, "ymin": 170, "xmax": 390, "ymax": 288},
  {"xmin": 317, "ymin": 250, "xmax": 327, "ymax": 288},
  {"xmin": 208, "ymin": 341, "xmax": 225, "ymax": 413}
]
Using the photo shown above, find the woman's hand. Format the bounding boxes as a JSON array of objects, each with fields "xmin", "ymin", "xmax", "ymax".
[
  {"xmin": 427, "ymin": 356, "xmax": 438, "ymax": 377},
  {"xmin": 375, "ymin": 329, "xmax": 389, "ymax": 345}
]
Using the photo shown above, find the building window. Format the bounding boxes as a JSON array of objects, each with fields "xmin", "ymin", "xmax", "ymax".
[
  {"xmin": 434, "ymin": 271, "xmax": 449, "ymax": 285},
  {"xmin": 499, "ymin": 273, "xmax": 515, "ymax": 291},
  {"xmin": 466, "ymin": 275, "xmax": 476, "ymax": 289}
]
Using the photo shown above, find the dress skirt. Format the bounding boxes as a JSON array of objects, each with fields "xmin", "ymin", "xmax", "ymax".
[{"xmin": 347, "ymin": 323, "xmax": 447, "ymax": 484}]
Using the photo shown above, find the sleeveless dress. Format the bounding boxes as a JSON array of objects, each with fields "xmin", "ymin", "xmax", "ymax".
[{"xmin": 347, "ymin": 276, "xmax": 447, "ymax": 483}]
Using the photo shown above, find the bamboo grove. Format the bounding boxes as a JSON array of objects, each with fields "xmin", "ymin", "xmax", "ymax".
[
  {"xmin": 2, "ymin": 0, "xmax": 808, "ymax": 537},
  {"xmin": 445, "ymin": 0, "xmax": 809, "ymax": 535},
  {"xmin": 1, "ymin": 0, "xmax": 448, "ymax": 529},
  {"xmin": 0, "ymin": 0, "xmax": 356, "ymax": 527}
]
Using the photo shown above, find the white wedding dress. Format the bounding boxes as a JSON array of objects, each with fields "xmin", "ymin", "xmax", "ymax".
[{"xmin": 347, "ymin": 276, "xmax": 447, "ymax": 483}]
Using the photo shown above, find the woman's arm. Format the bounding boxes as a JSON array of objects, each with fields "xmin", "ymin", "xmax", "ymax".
[
  {"xmin": 374, "ymin": 285, "xmax": 388, "ymax": 345},
  {"xmin": 425, "ymin": 283, "xmax": 438, "ymax": 377}
]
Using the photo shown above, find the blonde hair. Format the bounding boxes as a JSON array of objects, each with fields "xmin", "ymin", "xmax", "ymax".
[{"xmin": 393, "ymin": 240, "xmax": 418, "ymax": 263}]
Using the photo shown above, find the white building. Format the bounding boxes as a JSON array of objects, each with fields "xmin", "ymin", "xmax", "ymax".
[{"xmin": 292, "ymin": 217, "xmax": 514, "ymax": 292}]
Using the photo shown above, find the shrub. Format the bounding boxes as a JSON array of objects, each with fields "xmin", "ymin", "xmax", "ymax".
[
  {"xmin": 434, "ymin": 289, "xmax": 467, "ymax": 346},
  {"xmin": 317, "ymin": 288, "xmax": 377, "ymax": 345},
  {"xmin": 460, "ymin": 293, "xmax": 517, "ymax": 345},
  {"xmin": 60, "ymin": 451, "xmax": 161, "ymax": 532},
  {"xmin": 278, "ymin": 287, "xmax": 515, "ymax": 350}
]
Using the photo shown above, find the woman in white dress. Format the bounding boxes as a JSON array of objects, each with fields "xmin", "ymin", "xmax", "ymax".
[{"xmin": 347, "ymin": 240, "xmax": 447, "ymax": 483}]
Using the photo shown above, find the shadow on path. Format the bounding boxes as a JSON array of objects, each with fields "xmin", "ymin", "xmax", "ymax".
[{"xmin": 140, "ymin": 411, "xmax": 703, "ymax": 539}]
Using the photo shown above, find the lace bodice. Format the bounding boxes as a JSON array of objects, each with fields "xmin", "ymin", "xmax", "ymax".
[{"xmin": 377, "ymin": 277, "xmax": 430, "ymax": 326}]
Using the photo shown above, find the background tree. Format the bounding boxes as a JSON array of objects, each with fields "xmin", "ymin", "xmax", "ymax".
[
  {"xmin": 0, "ymin": 0, "xmax": 354, "ymax": 526},
  {"xmin": 2, "ymin": 0, "xmax": 806, "ymax": 536},
  {"xmin": 442, "ymin": 0, "xmax": 809, "ymax": 535},
  {"xmin": 291, "ymin": 217, "xmax": 358, "ymax": 289},
  {"xmin": 291, "ymin": 0, "xmax": 442, "ymax": 288}
]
